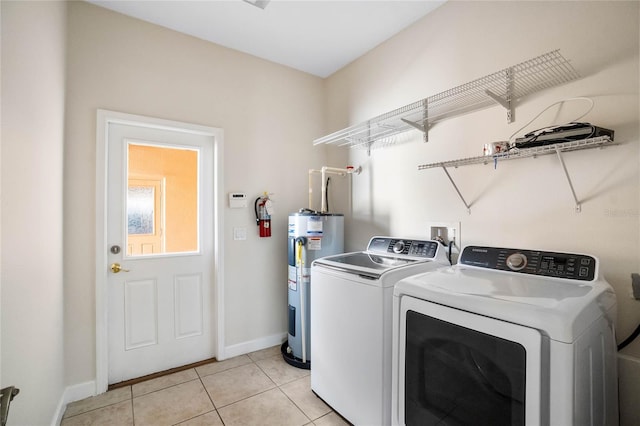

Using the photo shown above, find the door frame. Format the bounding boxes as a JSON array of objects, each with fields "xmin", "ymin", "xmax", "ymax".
[{"xmin": 95, "ymin": 109, "xmax": 225, "ymax": 393}]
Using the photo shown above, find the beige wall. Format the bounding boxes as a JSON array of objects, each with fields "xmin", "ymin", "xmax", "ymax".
[
  {"xmin": 64, "ymin": 1, "xmax": 328, "ymax": 386},
  {"xmin": 325, "ymin": 1, "xmax": 639, "ymax": 424},
  {"xmin": 0, "ymin": 1, "xmax": 67, "ymax": 424}
]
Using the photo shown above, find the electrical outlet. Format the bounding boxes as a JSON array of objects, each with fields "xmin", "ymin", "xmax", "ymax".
[{"xmin": 427, "ymin": 222, "xmax": 461, "ymax": 263}]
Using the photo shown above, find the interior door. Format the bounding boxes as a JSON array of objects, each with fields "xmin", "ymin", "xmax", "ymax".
[{"xmin": 106, "ymin": 122, "xmax": 215, "ymax": 384}]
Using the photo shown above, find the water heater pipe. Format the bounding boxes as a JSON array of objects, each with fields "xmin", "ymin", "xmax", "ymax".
[
  {"xmin": 308, "ymin": 165, "xmax": 361, "ymax": 212},
  {"xmin": 295, "ymin": 238, "xmax": 307, "ymax": 363}
]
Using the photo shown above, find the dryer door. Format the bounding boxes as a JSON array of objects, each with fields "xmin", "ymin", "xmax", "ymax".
[{"xmin": 397, "ymin": 296, "xmax": 546, "ymax": 426}]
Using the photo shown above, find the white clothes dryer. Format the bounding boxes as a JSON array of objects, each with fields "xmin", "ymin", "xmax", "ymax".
[
  {"xmin": 391, "ymin": 245, "xmax": 618, "ymax": 426},
  {"xmin": 311, "ymin": 237, "xmax": 450, "ymax": 426}
]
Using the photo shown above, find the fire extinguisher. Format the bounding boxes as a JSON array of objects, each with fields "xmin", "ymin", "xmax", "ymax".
[{"xmin": 254, "ymin": 193, "xmax": 273, "ymax": 237}]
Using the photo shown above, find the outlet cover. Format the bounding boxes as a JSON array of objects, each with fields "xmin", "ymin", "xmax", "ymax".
[{"xmin": 427, "ymin": 221, "xmax": 461, "ymax": 249}]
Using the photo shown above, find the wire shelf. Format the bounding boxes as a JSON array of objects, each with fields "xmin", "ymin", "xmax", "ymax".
[
  {"xmin": 417, "ymin": 136, "xmax": 614, "ymax": 170},
  {"xmin": 417, "ymin": 136, "xmax": 615, "ymax": 214},
  {"xmin": 314, "ymin": 50, "xmax": 580, "ymax": 151}
]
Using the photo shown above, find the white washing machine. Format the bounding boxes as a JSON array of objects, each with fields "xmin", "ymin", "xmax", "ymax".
[
  {"xmin": 391, "ymin": 245, "xmax": 618, "ymax": 426},
  {"xmin": 311, "ymin": 236, "xmax": 450, "ymax": 426}
]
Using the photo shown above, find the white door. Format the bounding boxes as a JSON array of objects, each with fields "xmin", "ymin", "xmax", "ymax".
[{"xmin": 106, "ymin": 121, "xmax": 215, "ymax": 384}]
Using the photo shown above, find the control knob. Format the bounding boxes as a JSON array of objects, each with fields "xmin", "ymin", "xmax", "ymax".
[
  {"xmin": 392, "ymin": 240, "xmax": 406, "ymax": 254},
  {"xmin": 506, "ymin": 253, "xmax": 527, "ymax": 271}
]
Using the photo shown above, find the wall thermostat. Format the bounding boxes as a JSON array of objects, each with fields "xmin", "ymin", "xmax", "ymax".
[{"xmin": 228, "ymin": 192, "xmax": 247, "ymax": 208}]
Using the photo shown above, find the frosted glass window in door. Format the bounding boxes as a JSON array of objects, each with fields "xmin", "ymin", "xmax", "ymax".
[{"xmin": 128, "ymin": 186, "xmax": 155, "ymax": 235}]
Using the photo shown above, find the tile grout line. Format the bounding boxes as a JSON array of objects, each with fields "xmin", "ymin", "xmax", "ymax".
[
  {"xmin": 197, "ymin": 367, "xmax": 225, "ymax": 426},
  {"xmin": 203, "ymin": 354, "xmax": 313, "ymax": 424},
  {"xmin": 130, "ymin": 388, "xmax": 136, "ymax": 426},
  {"xmin": 132, "ymin": 375, "xmax": 202, "ymax": 399},
  {"xmin": 132, "ymin": 373, "xmax": 217, "ymax": 426},
  {"xmin": 253, "ymin": 355, "xmax": 315, "ymax": 424},
  {"xmin": 210, "ymin": 358, "xmax": 279, "ymax": 411},
  {"xmin": 61, "ymin": 391, "xmax": 132, "ymax": 421}
]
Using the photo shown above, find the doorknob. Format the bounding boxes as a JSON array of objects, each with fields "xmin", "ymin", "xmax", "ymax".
[{"xmin": 110, "ymin": 263, "xmax": 130, "ymax": 273}]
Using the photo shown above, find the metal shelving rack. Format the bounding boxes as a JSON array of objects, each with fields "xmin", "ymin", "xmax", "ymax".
[
  {"xmin": 418, "ymin": 136, "xmax": 615, "ymax": 214},
  {"xmin": 313, "ymin": 50, "xmax": 580, "ymax": 153}
]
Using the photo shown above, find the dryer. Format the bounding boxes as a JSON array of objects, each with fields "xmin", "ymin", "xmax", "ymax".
[
  {"xmin": 391, "ymin": 245, "xmax": 618, "ymax": 426},
  {"xmin": 311, "ymin": 236, "xmax": 450, "ymax": 426}
]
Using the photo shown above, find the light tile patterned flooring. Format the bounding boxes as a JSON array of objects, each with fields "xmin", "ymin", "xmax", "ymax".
[{"xmin": 61, "ymin": 345, "xmax": 349, "ymax": 426}]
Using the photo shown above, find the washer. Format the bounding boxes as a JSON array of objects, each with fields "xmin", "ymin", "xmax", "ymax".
[
  {"xmin": 391, "ymin": 245, "xmax": 618, "ymax": 426},
  {"xmin": 311, "ymin": 236, "xmax": 450, "ymax": 426}
]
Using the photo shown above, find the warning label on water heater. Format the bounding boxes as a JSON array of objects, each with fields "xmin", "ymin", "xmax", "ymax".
[
  {"xmin": 288, "ymin": 265, "xmax": 297, "ymax": 291},
  {"xmin": 308, "ymin": 237, "xmax": 322, "ymax": 250}
]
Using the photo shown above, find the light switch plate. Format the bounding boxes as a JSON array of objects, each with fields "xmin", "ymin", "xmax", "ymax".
[{"xmin": 233, "ymin": 227, "xmax": 247, "ymax": 241}]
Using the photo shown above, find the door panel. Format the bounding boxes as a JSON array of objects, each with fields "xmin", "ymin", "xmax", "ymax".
[
  {"xmin": 174, "ymin": 274, "xmax": 204, "ymax": 339},
  {"xmin": 125, "ymin": 279, "xmax": 158, "ymax": 350},
  {"xmin": 107, "ymin": 122, "xmax": 214, "ymax": 384}
]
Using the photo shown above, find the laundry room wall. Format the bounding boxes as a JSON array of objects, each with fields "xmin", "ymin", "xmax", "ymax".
[
  {"xmin": 1, "ymin": 1, "xmax": 67, "ymax": 424},
  {"xmin": 323, "ymin": 1, "xmax": 639, "ymax": 424},
  {"xmin": 64, "ymin": 1, "xmax": 328, "ymax": 388}
]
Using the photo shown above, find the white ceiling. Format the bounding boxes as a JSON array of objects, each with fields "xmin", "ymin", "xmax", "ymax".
[{"xmin": 87, "ymin": 0, "xmax": 445, "ymax": 78}]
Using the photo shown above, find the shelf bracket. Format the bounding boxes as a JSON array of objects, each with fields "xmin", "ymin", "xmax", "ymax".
[
  {"xmin": 401, "ymin": 99, "xmax": 430, "ymax": 142},
  {"xmin": 400, "ymin": 118, "xmax": 431, "ymax": 143},
  {"xmin": 366, "ymin": 120, "xmax": 372, "ymax": 156},
  {"xmin": 441, "ymin": 165, "xmax": 471, "ymax": 214},
  {"xmin": 400, "ymin": 118, "xmax": 425, "ymax": 133},
  {"xmin": 555, "ymin": 147, "xmax": 582, "ymax": 212},
  {"xmin": 485, "ymin": 67, "xmax": 515, "ymax": 123},
  {"xmin": 422, "ymin": 99, "xmax": 429, "ymax": 142}
]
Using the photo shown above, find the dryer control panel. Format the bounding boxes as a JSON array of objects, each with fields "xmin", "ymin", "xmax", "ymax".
[
  {"xmin": 367, "ymin": 237, "xmax": 439, "ymax": 259},
  {"xmin": 460, "ymin": 246, "xmax": 597, "ymax": 281}
]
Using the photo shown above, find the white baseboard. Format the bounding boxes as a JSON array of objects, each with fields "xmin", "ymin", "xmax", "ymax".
[
  {"xmin": 52, "ymin": 381, "xmax": 96, "ymax": 425},
  {"xmin": 223, "ymin": 332, "xmax": 287, "ymax": 360}
]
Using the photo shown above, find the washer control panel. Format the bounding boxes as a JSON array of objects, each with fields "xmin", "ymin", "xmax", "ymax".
[
  {"xmin": 460, "ymin": 246, "xmax": 597, "ymax": 281},
  {"xmin": 367, "ymin": 237, "xmax": 439, "ymax": 259}
]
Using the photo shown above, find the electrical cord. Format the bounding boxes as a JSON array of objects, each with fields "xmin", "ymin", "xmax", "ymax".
[
  {"xmin": 508, "ymin": 97, "xmax": 595, "ymax": 146},
  {"xmin": 618, "ymin": 324, "xmax": 640, "ymax": 351},
  {"xmin": 325, "ymin": 177, "xmax": 331, "ymax": 213}
]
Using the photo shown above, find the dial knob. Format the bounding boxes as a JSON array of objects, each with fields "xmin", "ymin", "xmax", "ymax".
[
  {"xmin": 506, "ymin": 253, "xmax": 527, "ymax": 271},
  {"xmin": 393, "ymin": 241, "xmax": 405, "ymax": 254}
]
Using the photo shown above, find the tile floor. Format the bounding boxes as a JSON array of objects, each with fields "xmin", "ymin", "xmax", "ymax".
[{"xmin": 61, "ymin": 345, "xmax": 349, "ymax": 426}]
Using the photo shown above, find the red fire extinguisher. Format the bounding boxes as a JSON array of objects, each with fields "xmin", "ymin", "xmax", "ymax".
[{"xmin": 254, "ymin": 193, "xmax": 273, "ymax": 237}]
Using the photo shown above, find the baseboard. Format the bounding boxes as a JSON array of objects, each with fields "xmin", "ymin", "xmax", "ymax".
[
  {"xmin": 51, "ymin": 381, "xmax": 96, "ymax": 425},
  {"xmin": 223, "ymin": 332, "xmax": 287, "ymax": 360}
]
